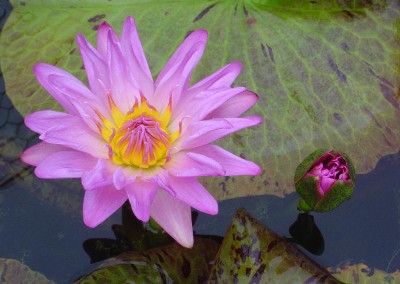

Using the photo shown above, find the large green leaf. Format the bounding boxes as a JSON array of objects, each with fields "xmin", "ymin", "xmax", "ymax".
[
  {"xmin": 209, "ymin": 208, "xmax": 341, "ymax": 283},
  {"xmin": 1, "ymin": 0, "xmax": 399, "ymax": 199}
]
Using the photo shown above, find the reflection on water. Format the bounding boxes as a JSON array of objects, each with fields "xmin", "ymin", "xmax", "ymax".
[
  {"xmin": 1, "ymin": 0, "xmax": 400, "ymax": 282},
  {"xmin": 289, "ymin": 213, "xmax": 325, "ymax": 256}
]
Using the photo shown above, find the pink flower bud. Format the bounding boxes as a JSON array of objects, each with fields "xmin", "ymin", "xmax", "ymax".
[{"xmin": 294, "ymin": 149, "xmax": 355, "ymax": 212}]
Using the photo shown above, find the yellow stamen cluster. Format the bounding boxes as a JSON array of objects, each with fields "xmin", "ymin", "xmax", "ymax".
[{"xmin": 97, "ymin": 96, "xmax": 178, "ymax": 169}]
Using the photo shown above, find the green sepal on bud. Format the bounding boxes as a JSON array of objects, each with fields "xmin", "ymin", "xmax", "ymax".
[{"xmin": 298, "ymin": 198, "xmax": 312, "ymax": 212}]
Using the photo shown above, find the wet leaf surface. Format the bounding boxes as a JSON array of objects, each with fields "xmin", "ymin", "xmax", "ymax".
[
  {"xmin": 0, "ymin": 258, "xmax": 55, "ymax": 283},
  {"xmin": 75, "ymin": 237, "xmax": 219, "ymax": 283},
  {"xmin": 209, "ymin": 208, "xmax": 341, "ymax": 283},
  {"xmin": 1, "ymin": 0, "xmax": 399, "ymax": 201}
]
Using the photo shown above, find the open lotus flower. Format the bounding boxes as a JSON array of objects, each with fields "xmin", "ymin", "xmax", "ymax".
[
  {"xmin": 20, "ymin": 17, "xmax": 262, "ymax": 247},
  {"xmin": 294, "ymin": 149, "xmax": 355, "ymax": 212}
]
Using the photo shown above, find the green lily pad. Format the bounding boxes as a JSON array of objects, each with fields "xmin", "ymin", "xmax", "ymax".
[
  {"xmin": 0, "ymin": 258, "xmax": 55, "ymax": 283},
  {"xmin": 209, "ymin": 208, "xmax": 341, "ymax": 283},
  {"xmin": 329, "ymin": 263, "xmax": 400, "ymax": 283},
  {"xmin": 1, "ymin": 0, "xmax": 400, "ymax": 200},
  {"xmin": 75, "ymin": 237, "xmax": 219, "ymax": 283}
]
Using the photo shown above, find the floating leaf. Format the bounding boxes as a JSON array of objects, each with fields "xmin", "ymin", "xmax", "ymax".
[
  {"xmin": 329, "ymin": 263, "xmax": 400, "ymax": 283},
  {"xmin": 75, "ymin": 237, "xmax": 219, "ymax": 283},
  {"xmin": 209, "ymin": 208, "xmax": 341, "ymax": 283},
  {"xmin": 1, "ymin": 0, "xmax": 400, "ymax": 199},
  {"xmin": 0, "ymin": 258, "xmax": 55, "ymax": 283}
]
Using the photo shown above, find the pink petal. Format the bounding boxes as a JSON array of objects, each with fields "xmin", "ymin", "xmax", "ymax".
[
  {"xmin": 191, "ymin": 144, "xmax": 262, "ymax": 176},
  {"xmin": 35, "ymin": 150, "xmax": 97, "ymax": 179},
  {"xmin": 82, "ymin": 159, "xmax": 116, "ymax": 190},
  {"xmin": 39, "ymin": 127, "xmax": 107, "ymax": 159},
  {"xmin": 107, "ymin": 30, "xmax": 137, "ymax": 113},
  {"xmin": 140, "ymin": 166, "xmax": 164, "ymax": 179},
  {"xmin": 186, "ymin": 62, "xmax": 242, "ymax": 94},
  {"xmin": 121, "ymin": 17, "xmax": 152, "ymax": 78},
  {"xmin": 112, "ymin": 166, "xmax": 164, "ymax": 188},
  {"xmin": 83, "ymin": 184, "xmax": 127, "ymax": 228},
  {"xmin": 21, "ymin": 142, "xmax": 69, "ymax": 166},
  {"xmin": 155, "ymin": 174, "xmax": 218, "ymax": 215},
  {"xmin": 25, "ymin": 110, "xmax": 70, "ymax": 134},
  {"xmin": 113, "ymin": 166, "xmax": 140, "ymax": 190},
  {"xmin": 33, "ymin": 63, "xmax": 84, "ymax": 115},
  {"xmin": 168, "ymin": 63, "xmax": 255, "ymax": 128},
  {"xmin": 153, "ymin": 30, "xmax": 208, "ymax": 112},
  {"xmin": 150, "ymin": 189, "xmax": 194, "ymax": 248},
  {"xmin": 47, "ymin": 75, "xmax": 108, "ymax": 131},
  {"xmin": 206, "ymin": 90, "xmax": 259, "ymax": 119},
  {"xmin": 191, "ymin": 87, "xmax": 247, "ymax": 120},
  {"xmin": 76, "ymin": 34, "xmax": 110, "ymax": 104},
  {"xmin": 26, "ymin": 111, "xmax": 108, "ymax": 158},
  {"xmin": 96, "ymin": 21, "xmax": 112, "ymax": 58},
  {"xmin": 309, "ymin": 163, "xmax": 323, "ymax": 175},
  {"xmin": 319, "ymin": 176, "xmax": 336, "ymax": 195},
  {"xmin": 169, "ymin": 87, "xmax": 246, "ymax": 131},
  {"xmin": 165, "ymin": 151, "xmax": 225, "ymax": 177},
  {"xmin": 121, "ymin": 16, "xmax": 153, "ymax": 98},
  {"xmin": 124, "ymin": 180, "xmax": 157, "ymax": 222},
  {"xmin": 178, "ymin": 116, "xmax": 262, "ymax": 150}
]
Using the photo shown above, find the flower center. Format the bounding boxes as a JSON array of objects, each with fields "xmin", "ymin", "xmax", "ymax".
[
  {"xmin": 97, "ymin": 96, "xmax": 178, "ymax": 169},
  {"xmin": 112, "ymin": 115, "xmax": 170, "ymax": 167}
]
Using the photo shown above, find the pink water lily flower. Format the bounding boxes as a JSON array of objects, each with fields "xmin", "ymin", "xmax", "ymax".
[{"xmin": 21, "ymin": 17, "xmax": 262, "ymax": 248}]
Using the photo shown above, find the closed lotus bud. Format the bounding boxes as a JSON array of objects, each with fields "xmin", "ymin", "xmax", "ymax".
[{"xmin": 294, "ymin": 149, "xmax": 355, "ymax": 212}]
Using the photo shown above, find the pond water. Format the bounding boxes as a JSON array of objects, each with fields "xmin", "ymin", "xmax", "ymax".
[{"xmin": 1, "ymin": 0, "xmax": 400, "ymax": 283}]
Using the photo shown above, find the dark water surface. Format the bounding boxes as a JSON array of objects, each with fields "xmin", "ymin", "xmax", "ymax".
[{"xmin": 1, "ymin": 0, "xmax": 400, "ymax": 282}]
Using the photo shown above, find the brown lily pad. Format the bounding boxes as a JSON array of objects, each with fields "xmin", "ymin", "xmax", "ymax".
[
  {"xmin": 209, "ymin": 208, "xmax": 341, "ymax": 283},
  {"xmin": 75, "ymin": 237, "xmax": 219, "ymax": 283},
  {"xmin": 329, "ymin": 263, "xmax": 400, "ymax": 283},
  {"xmin": 0, "ymin": 258, "xmax": 55, "ymax": 283}
]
